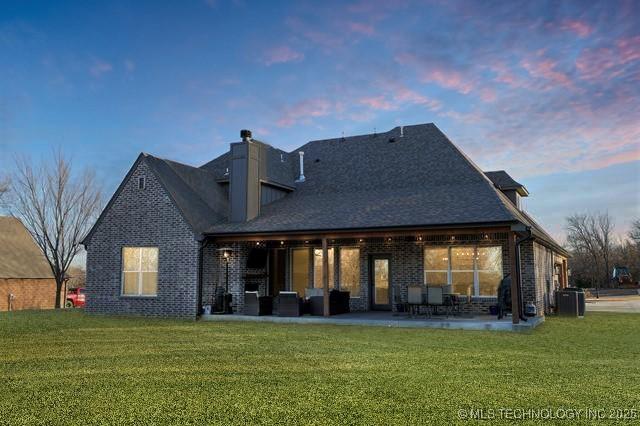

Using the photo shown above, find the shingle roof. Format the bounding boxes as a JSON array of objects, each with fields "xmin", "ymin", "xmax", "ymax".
[
  {"xmin": 90, "ymin": 123, "xmax": 564, "ymax": 254},
  {"xmin": 0, "ymin": 216, "xmax": 53, "ymax": 279},
  {"xmin": 206, "ymin": 124, "xmax": 521, "ymax": 233},
  {"xmin": 143, "ymin": 154, "xmax": 229, "ymax": 236},
  {"xmin": 485, "ymin": 170, "xmax": 529, "ymax": 195},
  {"xmin": 200, "ymin": 140, "xmax": 296, "ymax": 188}
]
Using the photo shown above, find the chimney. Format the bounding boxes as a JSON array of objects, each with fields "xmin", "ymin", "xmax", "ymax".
[
  {"xmin": 240, "ymin": 129, "xmax": 252, "ymax": 142},
  {"xmin": 295, "ymin": 151, "xmax": 305, "ymax": 182},
  {"xmin": 229, "ymin": 129, "xmax": 264, "ymax": 222}
]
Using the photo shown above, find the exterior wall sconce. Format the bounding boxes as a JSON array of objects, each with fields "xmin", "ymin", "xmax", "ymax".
[{"xmin": 217, "ymin": 247, "xmax": 233, "ymax": 314}]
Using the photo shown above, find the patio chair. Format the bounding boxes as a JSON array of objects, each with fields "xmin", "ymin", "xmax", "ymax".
[
  {"xmin": 277, "ymin": 291, "xmax": 303, "ymax": 317},
  {"xmin": 444, "ymin": 293, "xmax": 461, "ymax": 316},
  {"xmin": 244, "ymin": 291, "xmax": 273, "ymax": 316},
  {"xmin": 309, "ymin": 290, "xmax": 350, "ymax": 316},
  {"xmin": 304, "ymin": 288, "xmax": 323, "ymax": 299},
  {"xmin": 426, "ymin": 286, "xmax": 444, "ymax": 318},
  {"xmin": 407, "ymin": 286, "xmax": 424, "ymax": 317}
]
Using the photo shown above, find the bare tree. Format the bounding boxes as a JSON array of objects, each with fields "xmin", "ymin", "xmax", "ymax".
[
  {"xmin": 629, "ymin": 219, "xmax": 640, "ymax": 246},
  {"xmin": 0, "ymin": 176, "xmax": 9, "ymax": 202},
  {"xmin": 566, "ymin": 212, "xmax": 615, "ymax": 295},
  {"xmin": 9, "ymin": 152, "xmax": 101, "ymax": 308}
]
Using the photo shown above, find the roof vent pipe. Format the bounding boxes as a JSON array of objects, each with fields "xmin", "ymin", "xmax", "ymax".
[
  {"xmin": 240, "ymin": 129, "xmax": 252, "ymax": 142},
  {"xmin": 400, "ymin": 126, "xmax": 404, "ymax": 137},
  {"xmin": 296, "ymin": 151, "xmax": 305, "ymax": 182}
]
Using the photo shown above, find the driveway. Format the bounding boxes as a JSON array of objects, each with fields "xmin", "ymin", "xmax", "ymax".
[{"xmin": 586, "ymin": 295, "xmax": 640, "ymax": 313}]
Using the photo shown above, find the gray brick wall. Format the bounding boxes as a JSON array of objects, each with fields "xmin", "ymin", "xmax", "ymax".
[
  {"xmin": 85, "ymin": 159, "xmax": 200, "ymax": 318},
  {"xmin": 520, "ymin": 240, "xmax": 564, "ymax": 317}
]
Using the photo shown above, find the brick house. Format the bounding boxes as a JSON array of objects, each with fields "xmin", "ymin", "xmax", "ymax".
[
  {"xmin": 84, "ymin": 123, "xmax": 569, "ymax": 322},
  {"xmin": 0, "ymin": 216, "xmax": 57, "ymax": 311}
]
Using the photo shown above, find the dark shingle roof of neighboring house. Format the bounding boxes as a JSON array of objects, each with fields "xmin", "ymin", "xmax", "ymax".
[
  {"xmin": 484, "ymin": 170, "xmax": 529, "ymax": 196},
  {"xmin": 0, "ymin": 216, "xmax": 53, "ymax": 279}
]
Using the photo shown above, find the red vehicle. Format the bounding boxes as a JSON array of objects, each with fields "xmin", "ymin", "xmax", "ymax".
[{"xmin": 66, "ymin": 287, "xmax": 86, "ymax": 308}]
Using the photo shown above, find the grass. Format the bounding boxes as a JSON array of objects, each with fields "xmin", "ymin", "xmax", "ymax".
[{"xmin": 1, "ymin": 311, "xmax": 639, "ymax": 425}]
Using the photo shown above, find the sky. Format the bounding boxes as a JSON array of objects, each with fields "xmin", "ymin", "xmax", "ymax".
[{"xmin": 1, "ymin": 0, "xmax": 639, "ymax": 243}]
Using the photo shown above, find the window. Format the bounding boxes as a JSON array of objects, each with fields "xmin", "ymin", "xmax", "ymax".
[
  {"xmin": 313, "ymin": 248, "xmax": 334, "ymax": 289},
  {"xmin": 424, "ymin": 246, "xmax": 503, "ymax": 297},
  {"xmin": 424, "ymin": 247, "xmax": 448, "ymax": 286},
  {"xmin": 122, "ymin": 247, "xmax": 158, "ymax": 296},
  {"xmin": 477, "ymin": 246, "xmax": 502, "ymax": 297},
  {"xmin": 339, "ymin": 248, "xmax": 360, "ymax": 297},
  {"xmin": 138, "ymin": 176, "xmax": 146, "ymax": 190},
  {"xmin": 291, "ymin": 248, "xmax": 309, "ymax": 296},
  {"xmin": 451, "ymin": 246, "xmax": 475, "ymax": 296}
]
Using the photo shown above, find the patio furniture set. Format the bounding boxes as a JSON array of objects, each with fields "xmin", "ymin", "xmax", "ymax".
[
  {"xmin": 243, "ymin": 289, "xmax": 351, "ymax": 317},
  {"xmin": 405, "ymin": 285, "xmax": 462, "ymax": 318}
]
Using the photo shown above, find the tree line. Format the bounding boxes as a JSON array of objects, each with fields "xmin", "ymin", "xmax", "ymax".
[{"xmin": 566, "ymin": 213, "xmax": 640, "ymax": 289}]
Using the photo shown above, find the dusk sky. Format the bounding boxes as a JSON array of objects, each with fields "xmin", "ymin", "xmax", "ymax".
[{"xmin": 1, "ymin": 0, "xmax": 638, "ymax": 242}]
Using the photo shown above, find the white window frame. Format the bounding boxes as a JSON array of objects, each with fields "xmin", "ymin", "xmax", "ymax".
[
  {"xmin": 121, "ymin": 247, "xmax": 159, "ymax": 297},
  {"xmin": 424, "ymin": 246, "xmax": 502, "ymax": 298}
]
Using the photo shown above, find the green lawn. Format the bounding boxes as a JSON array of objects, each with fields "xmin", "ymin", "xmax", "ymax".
[{"xmin": 1, "ymin": 311, "xmax": 639, "ymax": 425}]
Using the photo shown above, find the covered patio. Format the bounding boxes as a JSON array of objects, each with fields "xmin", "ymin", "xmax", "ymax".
[
  {"xmin": 201, "ymin": 225, "xmax": 539, "ymax": 325},
  {"xmin": 201, "ymin": 310, "xmax": 544, "ymax": 332}
]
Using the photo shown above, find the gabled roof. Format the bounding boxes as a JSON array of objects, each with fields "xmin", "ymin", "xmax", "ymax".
[
  {"xmin": 84, "ymin": 153, "xmax": 229, "ymax": 244},
  {"xmin": 0, "ymin": 216, "xmax": 53, "ymax": 279},
  {"xmin": 144, "ymin": 154, "xmax": 229, "ymax": 235},
  {"xmin": 485, "ymin": 170, "xmax": 529, "ymax": 196},
  {"xmin": 87, "ymin": 123, "xmax": 566, "ymax": 255},
  {"xmin": 206, "ymin": 124, "xmax": 523, "ymax": 234}
]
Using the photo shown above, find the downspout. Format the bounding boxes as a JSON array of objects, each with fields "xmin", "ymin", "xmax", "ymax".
[
  {"xmin": 515, "ymin": 228, "xmax": 533, "ymax": 322},
  {"xmin": 196, "ymin": 238, "xmax": 212, "ymax": 318}
]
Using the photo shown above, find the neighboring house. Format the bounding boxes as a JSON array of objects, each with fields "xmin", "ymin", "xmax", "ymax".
[
  {"xmin": 84, "ymin": 123, "xmax": 569, "ymax": 321},
  {"xmin": 0, "ymin": 216, "xmax": 56, "ymax": 311}
]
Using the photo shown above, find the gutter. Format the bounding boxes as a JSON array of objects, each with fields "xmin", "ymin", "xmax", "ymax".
[
  {"xmin": 204, "ymin": 220, "xmax": 519, "ymax": 239},
  {"xmin": 514, "ymin": 226, "xmax": 534, "ymax": 322},
  {"xmin": 196, "ymin": 238, "xmax": 212, "ymax": 318}
]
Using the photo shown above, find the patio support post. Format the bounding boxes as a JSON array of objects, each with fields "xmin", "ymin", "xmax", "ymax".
[
  {"xmin": 508, "ymin": 232, "xmax": 520, "ymax": 325},
  {"xmin": 322, "ymin": 237, "xmax": 330, "ymax": 317}
]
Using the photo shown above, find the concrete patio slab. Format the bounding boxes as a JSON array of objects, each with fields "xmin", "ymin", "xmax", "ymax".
[{"xmin": 201, "ymin": 311, "xmax": 544, "ymax": 332}]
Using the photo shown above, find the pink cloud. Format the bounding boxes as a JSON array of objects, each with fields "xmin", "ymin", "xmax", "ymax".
[
  {"xmin": 616, "ymin": 35, "xmax": 640, "ymax": 64},
  {"xmin": 276, "ymin": 98, "xmax": 334, "ymax": 127},
  {"xmin": 479, "ymin": 88, "xmax": 496, "ymax": 102},
  {"xmin": 263, "ymin": 46, "xmax": 304, "ymax": 66},
  {"xmin": 89, "ymin": 59, "xmax": 112, "ymax": 77},
  {"xmin": 576, "ymin": 36, "xmax": 640, "ymax": 81},
  {"xmin": 396, "ymin": 53, "xmax": 490, "ymax": 99},
  {"xmin": 489, "ymin": 62, "xmax": 528, "ymax": 88},
  {"xmin": 558, "ymin": 19, "xmax": 593, "ymax": 38},
  {"xmin": 358, "ymin": 96, "xmax": 396, "ymax": 110},
  {"xmin": 347, "ymin": 21, "xmax": 375, "ymax": 36},
  {"xmin": 393, "ymin": 86, "xmax": 441, "ymax": 110},
  {"xmin": 520, "ymin": 57, "xmax": 571, "ymax": 87},
  {"xmin": 420, "ymin": 68, "xmax": 474, "ymax": 94}
]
